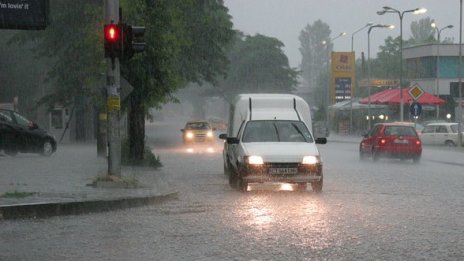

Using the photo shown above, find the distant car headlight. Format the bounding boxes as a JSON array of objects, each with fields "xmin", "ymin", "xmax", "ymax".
[
  {"xmin": 185, "ymin": 132, "xmax": 194, "ymax": 139},
  {"xmin": 206, "ymin": 131, "xmax": 213, "ymax": 137},
  {"xmin": 247, "ymin": 155, "xmax": 264, "ymax": 165},
  {"xmin": 302, "ymin": 155, "xmax": 320, "ymax": 165}
]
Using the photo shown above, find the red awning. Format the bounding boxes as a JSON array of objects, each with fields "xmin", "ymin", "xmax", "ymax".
[{"xmin": 359, "ymin": 88, "xmax": 446, "ymax": 106}]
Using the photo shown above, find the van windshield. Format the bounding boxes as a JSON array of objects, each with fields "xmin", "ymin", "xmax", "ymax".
[{"xmin": 242, "ymin": 120, "xmax": 313, "ymax": 143}]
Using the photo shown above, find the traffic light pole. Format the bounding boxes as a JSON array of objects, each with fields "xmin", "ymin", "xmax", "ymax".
[{"xmin": 105, "ymin": 0, "xmax": 121, "ymax": 176}]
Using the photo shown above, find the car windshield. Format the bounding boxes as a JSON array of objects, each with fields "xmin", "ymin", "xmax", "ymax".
[
  {"xmin": 186, "ymin": 122, "xmax": 210, "ymax": 130},
  {"xmin": 0, "ymin": 110, "xmax": 13, "ymax": 123},
  {"xmin": 383, "ymin": 126, "xmax": 417, "ymax": 137},
  {"xmin": 242, "ymin": 120, "xmax": 313, "ymax": 143}
]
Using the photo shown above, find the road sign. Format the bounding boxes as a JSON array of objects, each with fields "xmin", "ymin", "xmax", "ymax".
[
  {"xmin": 410, "ymin": 102, "xmax": 422, "ymax": 117},
  {"xmin": 0, "ymin": 0, "xmax": 49, "ymax": 30},
  {"xmin": 408, "ymin": 83, "xmax": 424, "ymax": 100}
]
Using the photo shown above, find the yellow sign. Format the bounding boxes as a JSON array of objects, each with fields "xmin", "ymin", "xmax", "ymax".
[
  {"xmin": 331, "ymin": 52, "xmax": 355, "ymax": 104},
  {"xmin": 359, "ymin": 79, "xmax": 399, "ymax": 87},
  {"xmin": 408, "ymin": 83, "xmax": 424, "ymax": 100},
  {"xmin": 107, "ymin": 96, "xmax": 120, "ymax": 111}
]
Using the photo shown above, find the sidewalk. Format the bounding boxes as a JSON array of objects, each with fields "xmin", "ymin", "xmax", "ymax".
[{"xmin": 0, "ymin": 143, "xmax": 177, "ymax": 220}]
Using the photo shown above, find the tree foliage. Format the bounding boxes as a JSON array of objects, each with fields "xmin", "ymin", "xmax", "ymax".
[
  {"xmin": 217, "ymin": 32, "xmax": 298, "ymax": 101},
  {"xmin": 407, "ymin": 17, "xmax": 436, "ymax": 47},
  {"xmin": 299, "ymin": 20, "xmax": 332, "ymax": 91},
  {"xmin": 9, "ymin": 0, "xmax": 104, "ymax": 108},
  {"xmin": 120, "ymin": 0, "xmax": 234, "ymax": 160}
]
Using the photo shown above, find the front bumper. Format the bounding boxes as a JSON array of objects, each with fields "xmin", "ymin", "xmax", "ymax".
[{"xmin": 241, "ymin": 163, "xmax": 322, "ymax": 183}]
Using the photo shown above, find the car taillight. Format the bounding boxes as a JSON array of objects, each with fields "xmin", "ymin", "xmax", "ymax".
[
  {"xmin": 378, "ymin": 138, "xmax": 386, "ymax": 145},
  {"xmin": 415, "ymin": 140, "xmax": 421, "ymax": 145}
]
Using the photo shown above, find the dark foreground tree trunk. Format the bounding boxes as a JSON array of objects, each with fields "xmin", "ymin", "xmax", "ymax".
[{"xmin": 129, "ymin": 91, "xmax": 145, "ymax": 161}]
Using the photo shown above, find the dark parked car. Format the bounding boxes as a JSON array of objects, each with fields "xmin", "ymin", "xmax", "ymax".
[
  {"xmin": 0, "ymin": 109, "xmax": 57, "ymax": 156},
  {"xmin": 359, "ymin": 122, "xmax": 422, "ymax": 163}
]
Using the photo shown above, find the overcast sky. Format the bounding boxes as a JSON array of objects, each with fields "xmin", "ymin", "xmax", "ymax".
[{"xmin": 223, "ymin": 0, "xmax": 460, "ymax": 68}]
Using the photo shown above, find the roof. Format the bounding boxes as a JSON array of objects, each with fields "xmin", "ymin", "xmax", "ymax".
[
  {"xmin": 359, "ymin": 88, "xmax": 445, "ymax": 106},
  {"xmin": 425, "ymin": 122, "xmax": 460, "ymax": 126},
  {"xmin": 374, "ymin": 122, "xmax": 417, "ymax": 127}
]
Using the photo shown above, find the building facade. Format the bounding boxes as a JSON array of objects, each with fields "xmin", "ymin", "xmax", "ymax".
[{"xmin": 403, "ymin": 43, "xmax": 464, "ymax": 120}]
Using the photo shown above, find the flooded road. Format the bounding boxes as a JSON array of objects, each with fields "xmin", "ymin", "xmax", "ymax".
[{"xmin": 1, "ymin": 120, "xmax": 464, "ymax": 260}]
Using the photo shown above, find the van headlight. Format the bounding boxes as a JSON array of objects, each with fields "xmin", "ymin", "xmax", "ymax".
[
  {"xmin": 246, "ymin": 155, "xmax": 264, "ymax": 165},
  {"xmin": 206, "ymin": 131, "xmax": 213, "ymax": 137},
  {"xmin": 185, "ymin": 132, "xmax": 194, "ymax": 139},
  {"xmin": 302, "ymin": 155, "xmax": 320, "ymax": 165}
]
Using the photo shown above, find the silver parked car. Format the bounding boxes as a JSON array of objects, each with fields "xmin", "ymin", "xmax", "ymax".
[{"xmin": 419, "ymin": 122, "xmax": 464, "ymax": 146}]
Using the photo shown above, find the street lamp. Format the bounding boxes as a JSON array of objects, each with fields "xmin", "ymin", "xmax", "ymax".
[
  {"xmin": 349, "ymin": 23, "xmax": 373, "ymax": 133},
  {"xmin": 459, "ymin": 0, "xmax": 463, "ymax": 147},
  {"xmin": 431, "ymin": 21, "xmax": 453, "ymax": 118},
  {"xmin": 377, "ymin": 6, "xmax": 427, "ymax": 122},
  {"xmin": 367, "ymin": 24, "xmax": 395, "ymax": 129},
  {"xmin": 351, "ymin": 23, "xmax": 374, "ymax": 51}
]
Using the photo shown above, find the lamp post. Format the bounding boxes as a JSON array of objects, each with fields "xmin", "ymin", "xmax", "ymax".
[
  {"xmin": 459, "ymin": 0, "xmax": 463, "ymax": 147},
  {"xmin": 351, "ymin": 23, "xmax": 374, "ymax": 51},
  {"xmin": 377, "ymin": 6, "xmax": 427, "ymax": 122},
  {"xmin": 323, "ymin": 32, "xmax": 346, "ymax": 129},
  {"xmin": 367, "ymin": 24, "xmax": 395, "ymax": 130},
  {"xmin": 431, "ymin": 21, "xmax": 453, "ymax": 118},
  {"xmin": 349, "ymin": 23, "xmax": 373, "ymax": 133}
]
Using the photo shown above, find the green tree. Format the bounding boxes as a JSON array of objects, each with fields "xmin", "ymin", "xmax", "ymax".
[
  {"xmin": 216, "ymin": 32, "xmax": 298, "ymax": 101},
  {"xmin": 299, "ymin": 20, "xmax": 332, "ymax": 89},
  {"xmin": 407, "ymin": 17, "xmax": 436, "ymax": 46},
  {"xmin": 370, "ymin": 36, "xmax": 402, "ymax": 80},
  {"xmin": 121, "ymin": 0, "xmax": 234, "ymax": 160},
  {"xmin": 8, "ymin": 0, "xmax": 104, "ymax": 141}
]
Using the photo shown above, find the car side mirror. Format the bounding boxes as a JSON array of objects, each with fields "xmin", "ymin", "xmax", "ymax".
[
  {"xmin": 180, "ymin": 129, "xmax": 184, "ymax": 132},
  {"xmin": 226, "ymin": 137, "xmax": 239, "ymax": 144},
  {"xmin": 315, "ymin": 137, "xmax": 327, "ymax": 144},
  {"xmin": 29, "ymin": 122, "xmax": 39, "ymax": 130},
  {"xmin": 218, "ymin": 133, "xmax": 227, "ymax": 140}
]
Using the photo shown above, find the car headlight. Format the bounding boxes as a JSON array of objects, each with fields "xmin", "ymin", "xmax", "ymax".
[
  {"xmin": 302, "ymin": 155, "xmax": 320, "ymax": 165},
  {"xmin": 247, "ymin": 155, "xmax": 264, "ymax": 165},
  {"xmin": 206, "ymin": 131, "xmax": 213, "ymax": 137},
  {"xmin": 185, "ymin": 132, "xmax": 194, "ymax": 139}
]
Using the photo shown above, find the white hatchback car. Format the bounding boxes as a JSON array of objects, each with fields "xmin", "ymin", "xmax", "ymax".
[{"xmin": 419, "ymin": 122, "xmax": 464, "ymax": 146}]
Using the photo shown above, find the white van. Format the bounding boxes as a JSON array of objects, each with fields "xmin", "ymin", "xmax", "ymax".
[{"xmin": 219, "ymin": 94, "xmax": 326, "ymax": 192}]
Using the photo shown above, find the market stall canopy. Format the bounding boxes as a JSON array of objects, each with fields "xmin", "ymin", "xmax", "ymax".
[
  {"xmin": 329, "ymin": 99, "xmax": 390, "ymax": 111},
  {"xmin": 359, "ymin": 88, "xmax": 446, "ymax": 106}
]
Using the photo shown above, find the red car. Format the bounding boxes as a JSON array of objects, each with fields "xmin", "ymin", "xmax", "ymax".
[{"xmin": 359, "ymin": 122, "xmax": 422, "ymax": 163}]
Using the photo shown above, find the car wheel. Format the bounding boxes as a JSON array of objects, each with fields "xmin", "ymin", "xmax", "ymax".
[
  {"xmin": 359, "ymin": 150, "xmax": 366, "ymax": 160},
  {"xmin": 296, "ymin": 183, "xmax": 307, "ymax": 192},
  {"xmin": 41, "ymin": 139, "xmax": 54, "ymax": 156},
  {"xmin": 237, "ymin": 177, "xmax": 248, "ymax": 192},
  {"xmin": 445, "ymin": 140, "xmax": 456, "ymax": 147},
  {"xmin": 412, "ymin": 156, "xmax": 421, "ymax": 163},
  {"xmin": 311, "ymin": 174, "xmax": 323, "ymax": 193},
  {"xmin": 372, "ymin": 150, "xmax": 380, "ymax": 162},
  {"xmin": 228, "ymin": 166, "xmax": 238, "ymax": 189}
]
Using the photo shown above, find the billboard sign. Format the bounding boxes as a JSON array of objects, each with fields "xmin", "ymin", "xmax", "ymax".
[
  {"xmin": 331, "ymin": 52, "xmax": 355, "ymax": 104},
  {"xmin": 0, "ymin": 0, "xmax": 49, "ymax": 30}
]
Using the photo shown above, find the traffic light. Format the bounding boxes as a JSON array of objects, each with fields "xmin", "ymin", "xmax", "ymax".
[
  {"xmin": 121, "ymin": 24, "xmax": 146, "ymax": 60},
  {"xmin": 104, "ymin": 23, "xmax": 122, "ymax": 58}
]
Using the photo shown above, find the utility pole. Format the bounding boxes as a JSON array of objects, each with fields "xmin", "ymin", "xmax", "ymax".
[{"xmin": 104, "ymin": 0, "xmax": 121, "ymax": 176}]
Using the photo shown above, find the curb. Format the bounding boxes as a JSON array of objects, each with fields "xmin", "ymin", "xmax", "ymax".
[{"xmin": 0, "ymin": 192, "xmax": 178, "ymax": 220}]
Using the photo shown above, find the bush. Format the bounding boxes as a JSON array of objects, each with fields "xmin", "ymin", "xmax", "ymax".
[{"xmin": 121, "ymin": 139, "xmax": 162, "ymax": 168}]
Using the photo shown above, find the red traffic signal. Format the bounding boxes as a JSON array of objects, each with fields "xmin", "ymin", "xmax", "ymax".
[
  {"xmin": 104, "ymin": 23, "xmax": 122, "ymax": 58},
  {"xmin": 104, "ymin": 24, "xmax": 120, "ymax": 43}
]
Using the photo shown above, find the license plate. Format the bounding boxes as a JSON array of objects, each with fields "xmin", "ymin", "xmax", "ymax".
[
  {"xmin": 394, "ymin": 139, "xmax": 408, "ymax": 144},
  {"xmin": 269, "ymin": 168, "xmax": 298, "ymax": 175}
]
